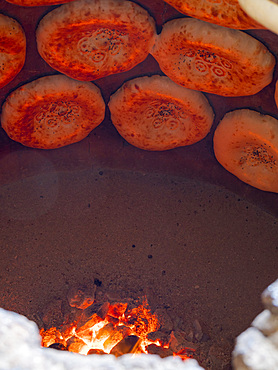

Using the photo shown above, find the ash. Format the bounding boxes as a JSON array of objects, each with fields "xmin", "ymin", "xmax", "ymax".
[{"xmin": 233, "ymin": 279, "xmax": 278, "ymax": 369}]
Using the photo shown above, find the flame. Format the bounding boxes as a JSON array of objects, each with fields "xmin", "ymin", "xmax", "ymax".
[{"xmin": 40, "ymin": 298, "xmax": 192, "ymax": 360}]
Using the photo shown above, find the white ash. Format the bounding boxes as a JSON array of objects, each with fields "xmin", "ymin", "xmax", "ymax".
[
  {"xmin": 0, "ymin": 308, "xmax": 204, "ymax": 370},
  {"xmin": 251, "ymin": 309, "xmax": 278, "ymax": 336},
  {"xmin": 262, "ymin": 280, "xmax": 278, "ymax": 315},
  {"xmin": 269, "ymin": 331, "xmax": 278, "ymax": 349},
  {"xmin": 233, "ymin": 279, "xmax": 278, "ymax": 370},
  {"xmin": 232, "ymin": 328, "xmax": 278, "ymax": 370}
]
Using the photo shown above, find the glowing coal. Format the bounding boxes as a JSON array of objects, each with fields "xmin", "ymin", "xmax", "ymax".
[{"xmin": 40, "ymin": 283, "xmax": 196, "ymax": 360}]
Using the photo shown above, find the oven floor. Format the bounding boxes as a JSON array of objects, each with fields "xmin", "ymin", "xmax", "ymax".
[{"xmin": 0, "ymin": 167, "xmax": 277, "ymax": 367}]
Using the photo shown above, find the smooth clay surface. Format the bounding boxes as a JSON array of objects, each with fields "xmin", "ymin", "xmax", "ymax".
[{"xmin": 0, "ymin": 164, "xmax": 277, "ymax": 367}]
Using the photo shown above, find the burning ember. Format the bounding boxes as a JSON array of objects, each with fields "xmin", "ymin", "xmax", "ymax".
[{"xmin": 39, "ymin": 283, "xmax": 195, "ymax": 359}]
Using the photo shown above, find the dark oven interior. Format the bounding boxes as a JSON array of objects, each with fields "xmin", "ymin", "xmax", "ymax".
[{"xmin": 0, "ymin": 0, "xmax": 278, "ymax": 368}]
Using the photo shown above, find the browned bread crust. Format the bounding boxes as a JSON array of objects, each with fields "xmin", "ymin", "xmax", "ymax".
[
  {"xmin": 36, "ymin": 0, "xmax": 156, "ymax": 81},
  {"xmin": 0, "ymin": 14, "xmax": 26, "ymax": 89},
  {"xmin": 163, "ymin": 0, "xmax": 264, "ymax": 29},
  {"xmin": 151, "ymin": 18, "xmax": 275, "ymax": 96},
  {"xmin": 109, "ymin": 75, "xmax": 214, "ymax": 151},
  {"xmin": 1, "ymin": 75, "xmax": 105, "ymax": 149}
]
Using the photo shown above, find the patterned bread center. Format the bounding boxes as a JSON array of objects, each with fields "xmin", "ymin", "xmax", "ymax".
[
  {"xmin": 239, "ymin": 143, "xmax": 277, "ymax": 170},
  {"xmin": 143, "ymin": 100, "xmax": 190, "ymax": 132},
  {"xmin": 34, "ymin": 101, "xmax": 81, "ymax": 134},
  {"xmin": 181, "ymin": 48, "xmax": 233, "ymax": 77},
  {"xmin": 77, "ymin": 28, "xmax": 128, "ymax": 64}
]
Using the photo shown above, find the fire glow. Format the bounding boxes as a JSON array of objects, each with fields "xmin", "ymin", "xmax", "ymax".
[{"xmin": 39, "ymin": 287, "xmax": 194, "ymax": 359}]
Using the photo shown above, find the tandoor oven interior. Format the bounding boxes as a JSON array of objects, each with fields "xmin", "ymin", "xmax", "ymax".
[{"xmin": 0, "ymin": 0, "xmax": 278, "ymax": 369}]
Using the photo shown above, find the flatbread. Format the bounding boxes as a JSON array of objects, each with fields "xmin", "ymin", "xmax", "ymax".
[
  {"xmin": 36, "ymin": 0, "xmax": 156, "ymax": 81},
  {"xmin": 1, "ymin": 75, "xmax": 105, "ymax": 149},
  {"xmin": 163, "ymin": 0, "xmax": 264, "ymax": 29},
  {"xmin": 213, "ymin": 109, "xmax": 278, "ymax": 193},
  {"xmin": 108, "ymin": 75, "xmax": 214, "ymax": 151},
  {"xmin": 151, "ymin": 18, "xmax": 275, "ymax": 97},
  {"xmin": 238, "ymin": 0, "xmax": 278, "ymax": 35},
  {"xmin": 0, "ymin": 14, "xmax": 26, "ymax": 89},
  {"xmin": 5, "ymin": 0, "xmax": 75, "ymax": 6},
  {"xmin": 274, "ymin": 80, "xmax": 278, "ymax": 109}
]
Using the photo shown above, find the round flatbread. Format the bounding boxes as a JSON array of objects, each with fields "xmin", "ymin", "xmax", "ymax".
[
  {"xmin": 151, "ymin": 18, "xmax": 275, "ymax": 97},
  {"xmin": 213, "ymin": 109, "xmax": 278, "ymax": 193},
  {"xmin": 238, "ymin": 0, "xmax": 278, "ymax": 35},
  {"xmin": 36, "ymin": 0, "xmax": 156, "ymax": 81},
  {"xmin": 274, "ymin": 80, "xmax": 278, "ymax": 109},
  {"xmin": 5, "ymin": 0, "xmax": 75, "ymax": 6},
  {"xmin": 163, "ymin": 0, "xmax": 264, "ymax": 29},
  {"xmin": 0, "ymin": 14, "xmax": 26, "ymax": 89},
  {"xmin": 108, "ymin": 75, "xmax": 214, "ymax": 151},
  {"xmin": 1, "ymin": 75, "xmax": 105, "ymax": 149}
]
